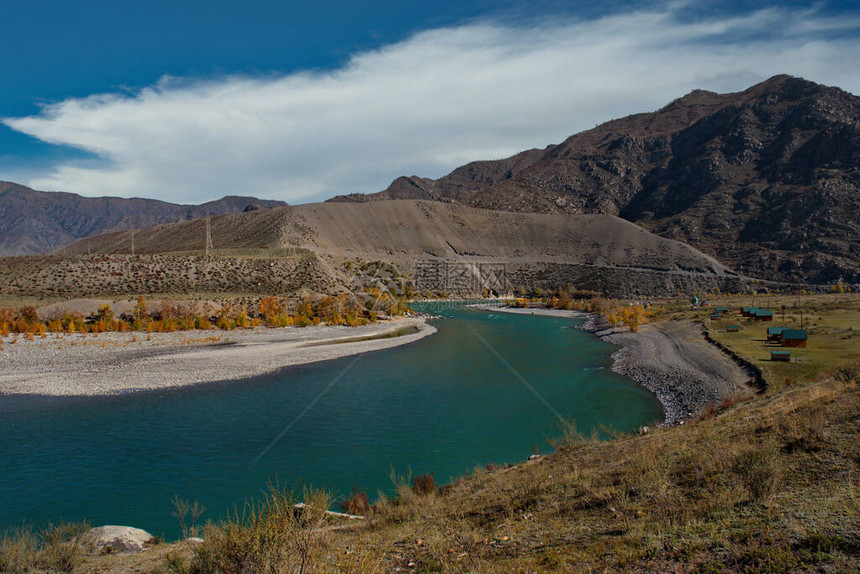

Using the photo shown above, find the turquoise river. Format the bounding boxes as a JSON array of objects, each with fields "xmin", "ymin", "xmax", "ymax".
[{"xmin": 0, "ymin": 303, "xmax": 662, "ymax": 538}]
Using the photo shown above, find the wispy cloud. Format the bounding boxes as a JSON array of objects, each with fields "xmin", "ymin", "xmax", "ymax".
[{"xmin": 4, "ymin": 4, "xmax": 859, "ymax": 203}]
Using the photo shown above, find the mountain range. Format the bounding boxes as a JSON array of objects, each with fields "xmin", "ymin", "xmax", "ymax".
[
  {"xmin": 330, "ymin": 75, "xmax": 860, "ymax": 284},
  {"xmin": 2, "ymin": 75, "xmax": 857, "ymax": 286},
  {"xmin": 0, "ymin": 181, "xmax": 286, "ymax": 256}
]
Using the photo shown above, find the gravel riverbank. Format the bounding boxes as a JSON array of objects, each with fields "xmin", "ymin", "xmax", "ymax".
[
  {"xmin": 0, "ymin": 317, "xmax": 435, "ymax": 396},
  {"xmin": 474, "ymin": 304, "xmax": 751, "ymax": 425},
  {"xmin": 581, "ymin": 317, "xmax": 753, "ymax": 425}
]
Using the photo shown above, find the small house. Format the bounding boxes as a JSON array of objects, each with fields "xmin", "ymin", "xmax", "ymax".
[
  {"xmin": 741, "ymin": 307, "xmax": 757, "ymax": 317},
  {"xmin": 781, "ymin": 329, "xmax": 808, "ymax": 348},
  {"xmin": 767, "ymin": 326, "xmax": 787, "ymax": 343},
  {"xmin": 727, "ymin": 325, "xmax": 740, "ymax": 333},
  {"xmin": 771, "ymin": 350, "xmax": 791, "ymax": 362},
  {"xmin": 710, "ymin": 312, "xmax": 722, "ymax": 321},
  {"xmin": 754, "ymin": 309, "xmax": 774, "ymax": 321},
  {"xmin": 715, "ymin": 306, "xmax": 729, "ymax": 314}
]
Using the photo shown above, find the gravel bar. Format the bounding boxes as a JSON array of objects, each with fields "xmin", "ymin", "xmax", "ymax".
[
  {"xmin": 0, "ymin": 318, "xmax": 435, "ymax": 396},
  {"xmin": 581, "ymin": 316, "xmax": 753, "ymax": 425}
]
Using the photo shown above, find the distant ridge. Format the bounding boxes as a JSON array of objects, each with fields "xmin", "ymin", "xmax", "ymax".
[
  {"xmin": 330, "ymin": 75, "xmax": 860, "ymax": 284},
  {"xmin": 0, "ymin": 181, "xmax": 287, "ymax": 256}
]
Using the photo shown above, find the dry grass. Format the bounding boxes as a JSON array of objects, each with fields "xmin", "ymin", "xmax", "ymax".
[{"xmin": 0, "ymin": 521, "xmax": 90, "ymax": 573}]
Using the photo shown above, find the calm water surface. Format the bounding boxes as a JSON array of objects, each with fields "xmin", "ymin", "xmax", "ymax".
[{"xmin": 0, "ymin": 304, "xmax": 662, "ymax": 537}]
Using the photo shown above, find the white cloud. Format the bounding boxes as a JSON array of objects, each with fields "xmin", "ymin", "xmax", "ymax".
[{"xmin": 4, "ymin": 4, "xmax": 860, "ymax": 204}]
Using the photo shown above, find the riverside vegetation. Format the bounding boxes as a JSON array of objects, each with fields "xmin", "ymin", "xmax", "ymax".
[
  {"xmin": 0, "ymin": 290, "xmax": 411, "ymax": 348},
  {"xmin": 2, "ymin": 293, "xmax": 857, "ymax": 572}
]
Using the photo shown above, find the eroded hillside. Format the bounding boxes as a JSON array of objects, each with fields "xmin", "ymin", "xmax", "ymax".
[{"xmin": 1, "ymin": 201, "xmax": 747, "ymax": 300}]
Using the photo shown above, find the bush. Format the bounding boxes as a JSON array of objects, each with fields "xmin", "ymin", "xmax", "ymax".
[
  {"xmin": 185, "ymin": 484, "xmax": 332, "ymax": 574},
  {"xmin": 831, "ymin": 361, "xmax": 859, "ymax": 383},
  {"xmin": 17, "ymin": 306, "xmax": 39, "ymax": 324},
  {"xmin": 0, "ymin": 521, "xmax": 89, "ymax": 573},
  {"xmin": 172, "ymin": 495, "xmax": 206, "ymax": 539},
  {"xmin": 339, "ymin": 485, "xmax": 371, "ymax": 516},
  {"xmin": 412, "ymin": 472, "xmax": 437, "ymax": 496},
  {"xmin": 732, "ymin": 445, "xmax": 780, "ymax": 501}
]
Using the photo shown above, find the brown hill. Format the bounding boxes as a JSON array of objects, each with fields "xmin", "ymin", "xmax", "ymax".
[
  {"xmin": 15, "ymin": 200, "xmax": 745, "ymax": 300},
  {"xmin": 0, "ymin": 181, "xmax": 287, "ymax": 256},
  {"xmin": 330, "ymin": 75, "xmax": 860, "ymax": 284}
]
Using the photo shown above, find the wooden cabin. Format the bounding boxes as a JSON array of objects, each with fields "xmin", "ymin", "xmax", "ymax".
[
  {"xmin": 727, "ymin": 325, "xmax": 740, "ymax": 333},
  {"xmin": 710, "ymin": 312, "xmax": 722, "ymax": 321},
  {"xmin": 715, "ymin": 306, "xmax": 729, "ymax": 314},
  {"xmin": 754, "ymin": 309, "xmax": 774, "ymax": 321},
  {"xmin": 771, "ymin": 350, "xmax": 791, "ymax": 362},
  {"xmin": 741, "ymin": 307, "xmax": 757, "ymax": 317},
  {"xmin": 767, "ymin": 326, "xmax": 787, "ymax": 343},
  {"xmin": 781, "ymin": 329, "xmax": 808, "ymax": 348}
]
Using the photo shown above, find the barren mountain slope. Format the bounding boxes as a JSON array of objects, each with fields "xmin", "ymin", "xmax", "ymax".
[
  {"xmin": 330, "ymin": 76, "xmax": 860, "ymax": 284},
  {"xmin": 67, "ymin": 200, "xmax": 732, "ymax": 275},
  {"xmin": 14, "ymin": 200, "xmax": 745, "ymax": 299},
  {"xmin": 0, "ymin": 181, "xmax": 287, "ymax": 256}
]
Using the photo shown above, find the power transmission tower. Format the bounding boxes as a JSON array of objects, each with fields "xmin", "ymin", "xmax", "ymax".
[
  {"xmin": 204, "ymin": 214, "xmax": 214, "ymax": 261},
  {"xmin": 278, "ymin": 221, "xmax": 292, "ymax": 256},
  {"xmin": 128, "ymin": 229, "xmax": 135, "ymax": 279}
]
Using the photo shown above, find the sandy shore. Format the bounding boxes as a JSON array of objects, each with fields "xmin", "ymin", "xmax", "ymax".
[
  {"xmin": 582, "ymin": 317, "xmax": 754, "ymax": 425},
  {"xmin": 0, "ymin": 318, "xmax": 436, "ymax": 396}
]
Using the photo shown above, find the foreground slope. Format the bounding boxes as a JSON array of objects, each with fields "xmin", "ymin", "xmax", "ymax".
[{"xmin": 332, "ymin": 75, "xmax": 860, "ymax": 284}]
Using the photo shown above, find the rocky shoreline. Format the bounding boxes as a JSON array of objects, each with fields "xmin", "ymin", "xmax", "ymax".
[
  {"xmin": 475, "ymin": 305, "xmax": 751, "ymax": 426},
  {"xmin": 579, "ymin": 315, "xmax": 752, "ymax": 426}
]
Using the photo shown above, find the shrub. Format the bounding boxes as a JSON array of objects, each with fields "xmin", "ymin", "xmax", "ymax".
[
  {"xmin": 272, "ymin": 314, "xmax": 293, "ymax": 328},
  {"xmin": 0, "ymin": 521, "xmax": 89, "ymax": 573},
  {"xmin": 38, "ymin": 521, "xmax": 89, "ymax": 572},
  {"xmin": 17, "ymin": 306, "xmax": 39, "ymax": 324},
  {"xmin": 831, "ymin": 361, "xmax": 859, "ymax": 383},
  {"xmin": 133, "ymin": 295, "xmax": 148, "ymax": 323},
  {"xmin": 172, "ymin": 495, "xmax": 206, "ymax": 539},
  {"xmin": 97, "ymin": 304, "xmax": 114, "ymax": 324},
  {"xmin": 339, "ymin": 485, "xmax": 371, "ymax": 515},
  {"xmin": 732, "ymin": 445, "xmax": 781, "ymax": 501},
  {"xmin": 186, "ymin": 484, "xmax": 332, "ymax": 574},
  {"xmin": 259, "ymin": 296, "xmax": 282, "ymax": 323},
  {"xmin": 412, "ymin": 472, "xmax": 437, "ymax": 496},
  {"xmin": 0, "ymin": 526, "xmax": 38, "ymax": 572}
]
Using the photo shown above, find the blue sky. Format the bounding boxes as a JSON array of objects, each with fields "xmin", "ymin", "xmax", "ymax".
[{"xmin": 1, "ymin": 0, "xmax": 859, "ymax": 203}]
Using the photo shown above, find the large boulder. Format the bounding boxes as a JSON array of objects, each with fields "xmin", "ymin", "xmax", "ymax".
[{"xmin": 81, "ymin": 525, "xmax": 155, "ymax": 554}]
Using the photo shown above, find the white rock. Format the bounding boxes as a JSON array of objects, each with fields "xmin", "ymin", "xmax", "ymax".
[{"xmin": 82, "ymin": 525, "xmax": 155, "ymax": 554}]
